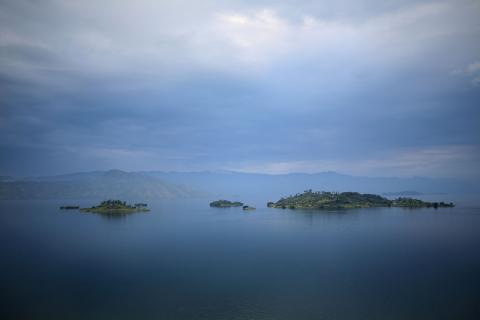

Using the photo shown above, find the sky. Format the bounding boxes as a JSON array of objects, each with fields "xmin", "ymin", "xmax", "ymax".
[{"xmin": 1, "ymin": 0, "xmax": 479, "ymax": 178}]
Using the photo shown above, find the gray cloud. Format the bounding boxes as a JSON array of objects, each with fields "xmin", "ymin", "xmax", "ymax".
[{"xmin": 0, "ymin": 0, "xmax": 479, "ymax": 177}]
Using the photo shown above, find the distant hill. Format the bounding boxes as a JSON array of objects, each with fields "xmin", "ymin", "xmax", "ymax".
[
  {"xmin": 143, "ymin": 170, "xmax": 473, "ymax": 199},
  {"xmin": 382, "ymin": 191, "xmax": 423, "ymax": 196},
  {"xmin": 0, "ymin": 170, "xmax": 201, "ymax": 200},
  {"xmin": 1, "ymin": 169, "xmax": 474, "ymax": 200}
]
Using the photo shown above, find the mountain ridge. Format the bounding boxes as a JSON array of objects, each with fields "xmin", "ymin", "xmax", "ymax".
[
  {"xmin": 0, "ymin": 170, "xmax": 202, "ymax": 200},
  {"xmin": 0, "ymin": 169, "xmax": 476, "ymax": 200}
]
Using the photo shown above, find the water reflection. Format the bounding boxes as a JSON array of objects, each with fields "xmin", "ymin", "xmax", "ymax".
[
  {"xmin": 1, "ymin": 199, "xmax": 479, "ymax": 320},
  {"xmin": 60, "ymin": 207, "xmax": 151, "ymax": 221}
]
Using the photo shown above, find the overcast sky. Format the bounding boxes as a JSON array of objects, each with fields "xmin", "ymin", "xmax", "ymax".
[{"xmin": 1, "ymin": 0, "xmax": 479, "ymax": 178}]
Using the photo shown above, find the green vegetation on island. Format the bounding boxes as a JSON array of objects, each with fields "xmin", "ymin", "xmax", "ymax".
[
  {"xmin": 391, "ymin": 197, "xmax": 454, "ymax": 208},
  {"xmin": 80, "ymin": 200, "xmax": 150, "ymax": 214},
  {"xmin": 210, "ymin": 200, "xmax": 244, "ymax": 208},
  {"xmin": 268, "ymin": 190, "xmax": 454, "ymax": 210}
]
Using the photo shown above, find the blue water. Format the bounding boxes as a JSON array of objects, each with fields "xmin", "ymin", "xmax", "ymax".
[{"xmin": 1, "ymin": 199, "xmax": 479, "ymax": 319}]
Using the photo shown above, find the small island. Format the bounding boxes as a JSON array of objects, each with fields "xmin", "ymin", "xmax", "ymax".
[
  {"xmin": 135, "ymin": 203, "xmax": 148, "ymax": 207},
  {"xmin": 210, "ymin": 200, "xmax": 243, "ymax": 208},
  {"xmin": 80, "ymin": 200, "xmax": 150, "ymax": 214},
  {"xmin": 268, "ymin": 190, "xmax": 454, "ymax": 210},
  {"xmin": 242, "ymin": 205, "xmax": 256, "ymax": 211},
  {"xmin": 60, "ymin": 205, "xmax": 80, "ymax": 210}
]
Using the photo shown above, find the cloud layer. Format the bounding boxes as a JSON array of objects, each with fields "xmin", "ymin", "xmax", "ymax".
[{"xmin": 1, "ymin": 0, "xmax": 479, "ymax": 177}]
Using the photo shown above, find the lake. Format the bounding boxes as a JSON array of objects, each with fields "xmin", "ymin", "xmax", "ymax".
[{"xmin": 1, "ymin": 198, "xmax": 479, "ymax": 319}]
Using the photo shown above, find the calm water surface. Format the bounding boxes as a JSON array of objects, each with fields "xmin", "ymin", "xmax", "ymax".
[{"xmin": 1, "ymin": 199, "xmax": 480, "ymax": 319}]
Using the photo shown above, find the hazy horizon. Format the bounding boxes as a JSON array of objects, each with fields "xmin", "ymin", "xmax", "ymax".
[{"xmin": 1, "ymin": 167, "xmax": 476, "ymax": 182}]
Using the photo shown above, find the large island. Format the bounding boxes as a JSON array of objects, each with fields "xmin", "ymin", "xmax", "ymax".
[
  {"xmin": 268, "ymin": 190, "xmax": 454, "ymax": 210},
  {"xmin": 80, "ymin": 200, "xmax": 150, "ymax": 214}
]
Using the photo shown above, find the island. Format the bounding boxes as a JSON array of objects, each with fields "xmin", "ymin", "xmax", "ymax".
[
  {"xmin": 242, "ymin": 205, "xmax": 256, "ymax": 211},
  {"xmin": 60, "ymin": 205, "xmax": 80, "ymax": 210},
  {"xmin": 135, "ymin": 203, "xmax": 148, "ymax": 207},
  {"xmin": 268, "ymin": 190, "xmax": 454, "ymax": 210},
  {"xmin": 210, "ymin": 200, "xmax": 244, "ymax": 208},
  {"xmin": 80, "ymin": 200, "xmax": 150, "ymax": 214}
]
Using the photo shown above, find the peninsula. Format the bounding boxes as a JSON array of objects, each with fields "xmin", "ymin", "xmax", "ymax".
[
  {"xmin": 210, "ymin": 200, "xmax": 243, "ymax": 208},
  {"xmin": 268, "ymin": 190, "xmax": 454, "ymax": 210},
  {"xmin": 80, "ymin": 200, "xmax": 150, "ymax": 214}
]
